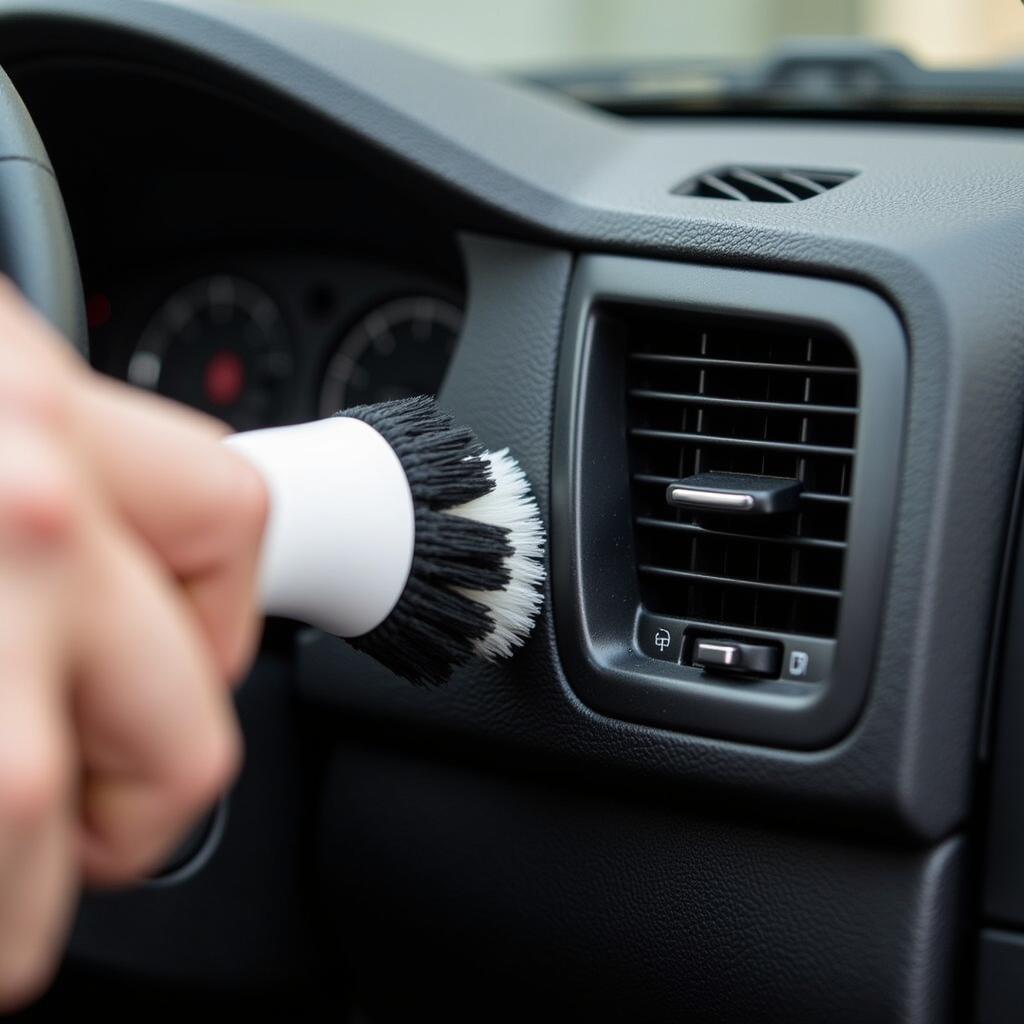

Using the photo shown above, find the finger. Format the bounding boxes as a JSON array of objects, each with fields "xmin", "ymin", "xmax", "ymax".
[
  {"xmin": 72, "ymin": 502, "xmax": 241, "ymax": 886},
  {"xmin": 72, "ymin": 377, "xmax": 267, "ymax": 683},
  {"xmin": 0, "ymin": 796, "xmax": 75, "ymax": 1010},
  {"xmin": 0, "ymin": 422, "xmax": 77, "ymax": 1008}
]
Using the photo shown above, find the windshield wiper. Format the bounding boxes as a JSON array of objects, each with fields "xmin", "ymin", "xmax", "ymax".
[{"xmin": 522, "ymin": 40, "xmax": 1024, "ymax": 118}]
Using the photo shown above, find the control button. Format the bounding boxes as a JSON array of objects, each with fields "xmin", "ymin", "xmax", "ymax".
[
  {"xmin": 691, "ymin": 638, "xmax": 780, "ymax": 678},
  {"xmin": 637, "ymin": 614, "xmax": 684, "ymax": 663},
  {"xmin": 694, "ymin": 641, "xmax": 742, "ymax": 668}
]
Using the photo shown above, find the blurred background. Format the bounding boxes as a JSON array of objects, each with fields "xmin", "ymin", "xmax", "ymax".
[{"xmin": 233, "ymin": 0, "xmax": 1024, "ymax": 69}]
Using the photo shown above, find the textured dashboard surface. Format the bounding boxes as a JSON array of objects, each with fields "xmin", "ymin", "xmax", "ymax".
[{"xmin": 320, "ymin": 741, "xmax": 964, "ymax": 1024}]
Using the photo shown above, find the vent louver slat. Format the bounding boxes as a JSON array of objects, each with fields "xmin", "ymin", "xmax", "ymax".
[
  {"xmin": 625, "ymin": 307, "xmax": 858, "ymax": 638},
  {"xmin": 674, "ymin": 166, "xmax": 856, "ymax": 203},
  {"xmin": 634, "ymin": 517, "xmax": 846, "ymax": 552}
]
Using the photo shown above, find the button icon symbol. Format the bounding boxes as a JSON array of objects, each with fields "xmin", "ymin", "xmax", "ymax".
[
  {"xmin": 789, "ymin": 650, "xmax": 809, "ymax": 677},
  {"xmin": 654, "ymin": 628, "xmax": 672, "ymax": 652}
]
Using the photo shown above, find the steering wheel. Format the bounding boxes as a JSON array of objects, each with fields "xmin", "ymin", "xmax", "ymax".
[{"xmin": 0, "ymin": 67, "xmax": 85, "ymax": 353}]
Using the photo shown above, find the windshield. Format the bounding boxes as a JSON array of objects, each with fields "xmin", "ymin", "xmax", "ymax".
[{"xmin": 232, "ymin": 0, "xmax": 1023, "ymax": 70}]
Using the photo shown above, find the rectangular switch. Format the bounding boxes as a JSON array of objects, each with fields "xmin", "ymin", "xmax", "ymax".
[
  {"xmin": 694, "ymin": 641, "xmax": 741, "ymax": 668},
  {"xmin": 692, "ymin": 638, "xmax": 780, "ymax": 678}
]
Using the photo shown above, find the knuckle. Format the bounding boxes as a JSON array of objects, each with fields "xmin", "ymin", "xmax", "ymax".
[{"xmin": 0, "ymin": 441, "xmax": 76, "ymax": 546}]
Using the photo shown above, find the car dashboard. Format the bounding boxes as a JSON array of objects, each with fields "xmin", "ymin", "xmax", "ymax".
[{"xmin": 2, "ymin": 2, "xmax": 1024, "ymax": 1022}]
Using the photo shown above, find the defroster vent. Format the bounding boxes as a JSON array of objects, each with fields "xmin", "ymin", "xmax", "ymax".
[
  {"xmin": 625, "ymin": 307, "xmax": 857, "ymax": 638},
  {"xmin": 674, "ymin": 167, "xmax": 855, "ymax": 202}
]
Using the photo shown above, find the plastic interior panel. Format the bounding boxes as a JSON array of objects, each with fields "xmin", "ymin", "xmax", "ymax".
[
  {"xmin": 553, "ymin": 255, "xmax": 907, "ymax": 748},
  {"xmin": 317, "ymin": 740, "xmax": 965, "ymax": 1024},
  {"xmin": 982, "ymin": 448, "xmax": 1024, "ymax": 952}
]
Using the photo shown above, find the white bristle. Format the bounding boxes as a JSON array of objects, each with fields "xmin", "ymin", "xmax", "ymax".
[{"xmin": 450, "ymin": 448, "xmax": 546, "ymax": 660}]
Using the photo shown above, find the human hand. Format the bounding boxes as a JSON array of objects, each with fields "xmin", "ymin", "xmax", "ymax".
[{"xmin": 0, "ymin": 280, "xmax": 266, "ymax": 1007}]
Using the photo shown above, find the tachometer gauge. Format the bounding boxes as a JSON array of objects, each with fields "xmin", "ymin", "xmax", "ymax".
[
  {"xmin": 128, "ymin": 275, "xmax": 293, "ymax": 431},
  {"xmin": 319, "ymin": 295, "xmax": 462, "ymax": 415}
]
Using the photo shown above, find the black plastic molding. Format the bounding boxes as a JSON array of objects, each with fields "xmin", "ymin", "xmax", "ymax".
[{"xmin": 552, "ymin": 256, "xmax": 907, "ymax": 748}]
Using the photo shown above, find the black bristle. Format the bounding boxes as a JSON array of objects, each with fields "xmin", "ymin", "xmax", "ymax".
[
  {"xmin": 339, "ymin": 397, "xmax": 511, "ymax": 686},
  {"xmin": 413, "ymin": 508, "xmax": 512, "ymax": 592},
  {"xmin": 340, "ymin": 396, "xmax": 494, "ymax": 509}
]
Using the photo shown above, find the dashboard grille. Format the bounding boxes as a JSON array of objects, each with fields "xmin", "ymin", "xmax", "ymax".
[
  {"xmin": 623, "ymin": 306, "xmax": 858, "ymax": 638},
  {"xmin": 674, "ymin": 166, "xmax": 855, "ymax": 203}
]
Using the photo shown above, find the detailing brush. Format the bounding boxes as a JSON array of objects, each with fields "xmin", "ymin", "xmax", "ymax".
[{"xmin": 226, "ymin": 396, "xmax": 545, "ymax": 685}]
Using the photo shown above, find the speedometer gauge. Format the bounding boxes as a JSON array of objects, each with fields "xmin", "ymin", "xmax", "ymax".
[
  {"xmin": 319, "ymin": 295, "xmax": 462, "ymax": 415},
  {"xmin": 128, "ymin": 275, "xmax": 293, "ymax": 431}
]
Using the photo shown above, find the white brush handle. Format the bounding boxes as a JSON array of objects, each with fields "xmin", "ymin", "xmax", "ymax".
[{"xmin": 225, "ymin": 417, "xmax": 415, "ymax": 638}]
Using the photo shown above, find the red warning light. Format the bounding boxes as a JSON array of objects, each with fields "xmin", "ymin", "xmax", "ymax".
[{"xmin": 203, "ymin": 350, "xmax": 245, "ymax": 407}]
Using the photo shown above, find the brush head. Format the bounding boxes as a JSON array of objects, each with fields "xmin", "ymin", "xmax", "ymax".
[{"xmin": 338, "ymin": 396, "xmax": 545, "ymax": 686}]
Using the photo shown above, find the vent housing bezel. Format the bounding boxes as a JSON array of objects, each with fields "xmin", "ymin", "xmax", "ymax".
[{"xmin": 551, "ymin": 256, "xmax": 906, "ymax": 749}]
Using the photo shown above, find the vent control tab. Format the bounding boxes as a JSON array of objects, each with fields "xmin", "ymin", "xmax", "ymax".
[
  {"xmin": 667, "ymin": 472, "xmax": 802, "ymax": 516},
  {"xmin": 691, "ymin": 638, "xmax": 780, "ymax": 678}
]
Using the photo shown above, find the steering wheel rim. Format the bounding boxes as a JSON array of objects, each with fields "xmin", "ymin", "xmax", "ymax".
[{"xmin": 0, "ymin": 65, "xmax": 85, "ymax": 354}]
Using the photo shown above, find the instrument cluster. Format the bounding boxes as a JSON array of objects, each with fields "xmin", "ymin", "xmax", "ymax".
[{"xmin": 89, "ymin": 253, "xmax": 463, "ymax": 430}]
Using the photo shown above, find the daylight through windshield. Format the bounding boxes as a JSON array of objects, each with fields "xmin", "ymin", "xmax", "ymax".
[{"xmin": 231, "ymin": 0, "xmax": 1024, "ymax": 69}]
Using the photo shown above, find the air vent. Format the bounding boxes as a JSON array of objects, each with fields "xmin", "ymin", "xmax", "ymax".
[
  {"xmin": 625, "ymin": 306, "xmax": 857, "ymax": 638},
  {"xmin": 555, "ymin": 256, "xmax": 904, "ymax": 744},
  {"xmin": 674, "ymin": 166, "xmax": 855, "ymax": 202}
]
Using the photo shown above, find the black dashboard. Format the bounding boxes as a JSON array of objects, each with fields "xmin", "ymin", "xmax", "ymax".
[{"xmin": 2, "ymin": 2, "xmax": 1024, "ymax": 1022}]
